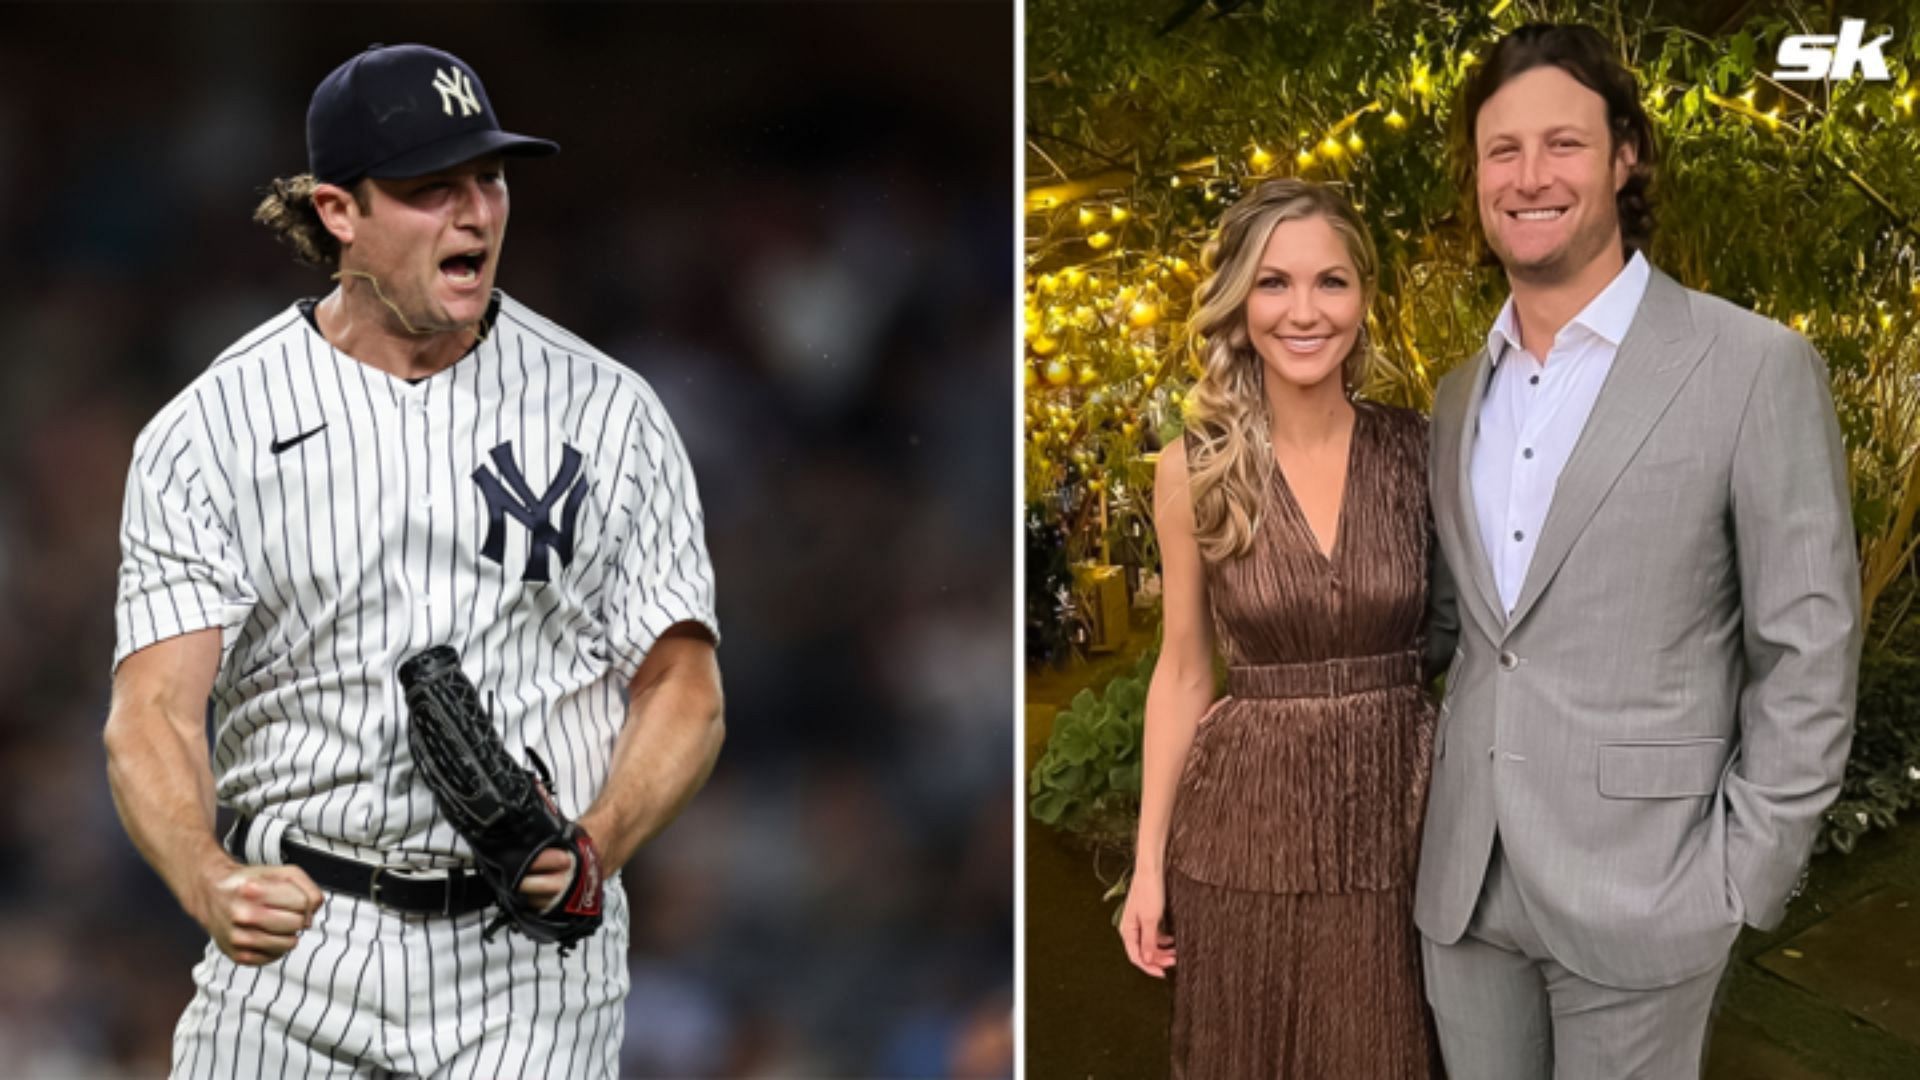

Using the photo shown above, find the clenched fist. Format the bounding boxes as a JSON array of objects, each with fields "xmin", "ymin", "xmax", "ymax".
[{"xmin": 195, "ymin": 859, "xmax": 325, "ymax": 965}]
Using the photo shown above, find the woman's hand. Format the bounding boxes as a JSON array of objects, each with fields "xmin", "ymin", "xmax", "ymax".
[{"xmin": 1119, "ymin": 869, "xmax": 1177, "ymax": 978}]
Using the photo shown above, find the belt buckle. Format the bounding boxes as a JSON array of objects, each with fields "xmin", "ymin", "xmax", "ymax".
[
  {"xmin": 368, "ymin": 864, "xmax": 395, "ymax": 911},
  {"xmin": 367, "ymin": 865, "xmax": 456, "ymax": 916}
]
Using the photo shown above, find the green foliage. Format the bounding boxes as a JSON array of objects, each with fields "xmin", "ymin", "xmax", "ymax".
[
  {"xmin": 1822, "ymin": 579, "xmax": 1920, "ymax": 855},
  {"xmin": 1028, "ymin": 641, "xmax": 1160, "ymax": 851},
  {"xmin": 1026, "ymin": 502, "xmax": 1081, "ymax": 666},
  {"xmin": 1026, "ymin": 0, "xmax": 1920, "ymax": 609}
]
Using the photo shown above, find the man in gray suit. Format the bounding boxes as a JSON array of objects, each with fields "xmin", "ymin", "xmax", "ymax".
[{"xmin": 1418, "ymin": 23, "xmax": 1861, "ymax": 1078}]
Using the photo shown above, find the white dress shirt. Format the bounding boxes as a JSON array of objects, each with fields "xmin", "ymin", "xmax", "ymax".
[{"xmin": 1472, "ymin": 251, "xmax": 1650, "ymax": 615}]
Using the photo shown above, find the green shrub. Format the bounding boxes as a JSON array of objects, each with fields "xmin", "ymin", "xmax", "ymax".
[
  {"xmin": 1028, "ymin": 642, "xmax": 1158, "ymax": 853},
  {"xmin": 1820, "ymin": 582, "xmax": 1920, "ymax": 855}
]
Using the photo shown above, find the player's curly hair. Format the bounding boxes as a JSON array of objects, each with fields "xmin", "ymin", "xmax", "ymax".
[
  {"xmin": 1450, "ymin": 23, "xmax": 1659, "ymax": 263},
  {"xmin": 254, "ymin": 174, "xmax": 368, "ymax": 270}
]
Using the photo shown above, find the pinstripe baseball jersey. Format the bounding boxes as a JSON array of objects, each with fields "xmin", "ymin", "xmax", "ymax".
[{"xmin": 114, "ymin": 290, "xmax": 719, "ymax": 868}]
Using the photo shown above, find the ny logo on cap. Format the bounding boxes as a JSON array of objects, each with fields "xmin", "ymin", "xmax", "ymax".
[{"xmin": 432, "ymin": 66, "xmax": 481, "ymax": 118}]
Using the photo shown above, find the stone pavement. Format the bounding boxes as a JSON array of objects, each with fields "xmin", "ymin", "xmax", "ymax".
[{"xmin": 1707, "ymin": 828, "xmax": 1920, "ymax": 1078}]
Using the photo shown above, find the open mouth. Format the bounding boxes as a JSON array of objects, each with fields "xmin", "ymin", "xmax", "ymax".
[
  {"xmin": 440, "ymin": 251, "xmax": 487, "ymax": 284},
  {"xmin": 1507, "ymin": 208, "xmax": 1568, "ymax": 222}
]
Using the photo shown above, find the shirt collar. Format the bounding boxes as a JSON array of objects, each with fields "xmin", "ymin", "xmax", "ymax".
[{"xmin": 1485, "ymin": 250, "xmax": 1650, "ymax": 367}]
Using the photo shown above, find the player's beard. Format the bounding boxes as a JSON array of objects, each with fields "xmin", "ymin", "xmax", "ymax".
[
  {"xmin": 335, "ymin": 268, "xmax": 483, "ymax": 338},
  {"xmin": 1487, "ymin": 201, "xmax": 1621, "ymax": 287}
]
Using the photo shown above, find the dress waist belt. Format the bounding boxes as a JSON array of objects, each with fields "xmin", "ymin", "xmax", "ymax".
[{"xmin": 1225, "ymin": 650, "xmax": 1420, "ymax": 699}]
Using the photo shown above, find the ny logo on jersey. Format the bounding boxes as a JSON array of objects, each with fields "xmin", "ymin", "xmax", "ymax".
[
  {"xmin": 472, "ymin": 442, "xmax": 588, "ymax": 583},
  {"xmin": 432, "ymin": 67, "xmax": 482, "ymax": 117}
]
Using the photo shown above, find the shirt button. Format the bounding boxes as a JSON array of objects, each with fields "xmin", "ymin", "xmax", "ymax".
[
  {"xmin": 1529, "ymin": 375, "xmax": 1540, "ymax": 385},
  {"xmin": 1513, "ymin": 530, "xmax": 1525, "ymax": 541},
  {"xmin": 1522, "ymin": 448, "xmax": 1534, "ymax": 459},
  {"xmin": 1499, "ymin": 651, "xmax": 1519, "ymax": 671}
]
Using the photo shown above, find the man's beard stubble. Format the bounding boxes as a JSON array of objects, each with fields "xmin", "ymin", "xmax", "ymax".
[
  {"xmin": 1488, "ymin": 204, "xmax": 1623, "ymax": 287},
  {"xmin": 335, "ymin": 268, "xmax": 483, "ymax": 339}
]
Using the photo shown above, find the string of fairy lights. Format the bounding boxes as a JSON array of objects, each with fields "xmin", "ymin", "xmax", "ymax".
[
  {"xmin": 1029, "ymin": 31, "xmax": 1912, "ymax": 553},
  {"xmin": 1023, "ymin": 46, "xmax": 1467, "ymax": 552}
]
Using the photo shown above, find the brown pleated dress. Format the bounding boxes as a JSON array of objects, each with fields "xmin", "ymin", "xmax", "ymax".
[{"xmin": 1166, "ymin": 401, "xmax": 1440, "ymax": 1079}]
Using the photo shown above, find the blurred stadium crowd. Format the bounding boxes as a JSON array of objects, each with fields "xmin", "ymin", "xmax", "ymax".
[{"xmin": 0, "ymin": 4, "xmax": 1012, "ymax": 1076}]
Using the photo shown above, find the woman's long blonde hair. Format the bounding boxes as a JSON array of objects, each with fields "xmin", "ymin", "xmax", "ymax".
[{"xmin": 1184, "ymin": 180, "xmax": 1379, "ymax": 561}]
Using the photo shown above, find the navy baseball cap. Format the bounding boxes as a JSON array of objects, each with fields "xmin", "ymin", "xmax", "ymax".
[{"xmin": 307, "ymin": 43, "xmax": 559, "ymax": 185}]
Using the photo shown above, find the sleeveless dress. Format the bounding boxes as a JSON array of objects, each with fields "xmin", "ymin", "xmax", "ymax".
[{"xmin": 1166, "ymin": 400, "xmax": 1440, "ymax": 1079}]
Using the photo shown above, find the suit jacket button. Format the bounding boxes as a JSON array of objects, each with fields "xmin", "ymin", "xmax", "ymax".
[{"xmin": 1499, "ymin": 651, "xmax": 1519, "ymax": 670}]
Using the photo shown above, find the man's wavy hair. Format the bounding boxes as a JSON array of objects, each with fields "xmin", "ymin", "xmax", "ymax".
[
  {"xmin": 1450, "ymin": 22, "xmax": 1659, "ymax": 264},
  {"xmin": 253, "ymin": 175, "xmax": 369, "ymax": 270}
]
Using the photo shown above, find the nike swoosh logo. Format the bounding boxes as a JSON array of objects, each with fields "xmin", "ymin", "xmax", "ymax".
[{"xmin": 270, "ymin": 424, "xmax": 329, "ymax": 455}]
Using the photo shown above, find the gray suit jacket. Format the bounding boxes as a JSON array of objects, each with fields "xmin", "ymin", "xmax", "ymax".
[{"xmin": 1416, "ymin": 268, "xmax": 1861, "ymax": 990}]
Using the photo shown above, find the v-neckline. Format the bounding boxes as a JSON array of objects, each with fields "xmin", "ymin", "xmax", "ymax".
[{"xmin": 1270, "ymin": 402, "xmax": 1364, "ymax": 566}]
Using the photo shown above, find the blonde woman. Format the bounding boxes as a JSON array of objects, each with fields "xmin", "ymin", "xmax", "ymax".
[{"xmin": 1120, "ymin": 179, "xmax": 1445, "ymax": 1078}]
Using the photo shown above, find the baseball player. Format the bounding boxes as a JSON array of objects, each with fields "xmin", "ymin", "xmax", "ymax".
[{"xmin": 102, "ymin": 43, "xmax": 724, "ymax": 1078}]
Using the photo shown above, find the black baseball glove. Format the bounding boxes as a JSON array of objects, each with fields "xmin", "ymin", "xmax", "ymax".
[{"xmin": 399, "ymin": 645, "xmax": 604, "ymax": 954}]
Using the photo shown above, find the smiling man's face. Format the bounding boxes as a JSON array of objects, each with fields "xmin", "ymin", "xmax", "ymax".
[{"xmin": 1474, "ymin": 65, "xmax": 1634, "ymax": 285}]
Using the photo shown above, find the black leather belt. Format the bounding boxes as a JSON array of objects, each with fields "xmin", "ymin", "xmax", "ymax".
[{"xmin": 226, "ymin": 815, "xmax": 494, "ymax": 917}]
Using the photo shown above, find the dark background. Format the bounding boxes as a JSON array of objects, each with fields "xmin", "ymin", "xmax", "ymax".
[{"xmin": 0, "ymin": 2, "xmax": 1013, "ymax": 1076}]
